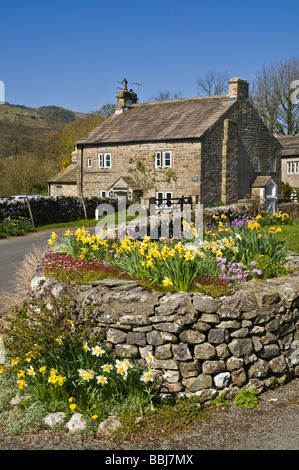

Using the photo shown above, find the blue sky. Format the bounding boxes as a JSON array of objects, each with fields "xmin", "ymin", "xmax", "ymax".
[{"xmin": 0, "ymin": 0, "xmax": 298, "ymax": 113}]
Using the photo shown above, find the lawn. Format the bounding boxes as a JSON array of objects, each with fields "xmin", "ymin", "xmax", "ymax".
[
  {"xmin": 0, "ymin": 211, "xmax": 138, "ymax": 237},
  {"xmin": 274, "ymin": 220, "xmax": 299, "ymax": 253}
]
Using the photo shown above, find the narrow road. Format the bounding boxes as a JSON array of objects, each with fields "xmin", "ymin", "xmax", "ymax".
[{"xmin": 0, "ymin": 228, "xmax": 75, "ymax": 312}]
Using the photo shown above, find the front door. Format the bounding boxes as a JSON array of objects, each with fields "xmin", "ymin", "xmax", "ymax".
[{"xmin": 264, "ymin": 180, "xmax": 277, "ymax": 214}]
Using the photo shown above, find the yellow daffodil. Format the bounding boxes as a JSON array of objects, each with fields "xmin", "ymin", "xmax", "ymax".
[
  {"xmin": 17, "ymin": 379, "xmax": 27, "ymax": 389},
  {"xmin": 26, "ymin": 366, "xmax": 36, "ymax": 376},
  {"xmin": 163, "ymin": 277, "xmax": 173, "ymax": 287}
]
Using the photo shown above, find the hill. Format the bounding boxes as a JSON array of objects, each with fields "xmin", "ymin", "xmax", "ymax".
[{"xmin": 0, "ymin": 103, "xmax": 86, "ymax": 130}]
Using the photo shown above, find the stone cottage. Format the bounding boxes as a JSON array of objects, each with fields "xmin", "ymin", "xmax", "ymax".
[
  {"xmin": 278, "ymin": 134, "xmax": 299, "ymax": 191},
  {"xmin": 48, "ymin": 78, "xmax": 282, "ymax": 209}
]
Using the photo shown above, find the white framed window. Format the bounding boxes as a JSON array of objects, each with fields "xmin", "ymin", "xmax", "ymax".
[
  {"xmin": 87, "ymin": 157, "xmax": 92, "ymax": 168},
  {"xmin": 55, "ymin": 185, "xmax": 62, "ymax": 196},
  {"xmin": 98, "ymin": 153, "xmax": 112, "ymax": 168},
  {"xmin": 164, "ymin": 151, "xmax": 172, "ymax": 168},
  {"xmin": 100, "ymin": 190, "xmax": 107, "ymax": 198},
  {"xmin": 254, "ymin": 157, "xmax": 260, "ymax": 172},
  {"xmin": 287, "ymin": 161, "xmax": 299, "ymax": 174},
  {"xmin": 156, "ymin": 191, "xmax": 173, "ymax": 207},
  {"xmin": 155, "ymin": 151, "xmax": 172, "ymax": 168},
  {"xmin": 270, "ymin": 157, "xmax": 276, "ymax": 173}
]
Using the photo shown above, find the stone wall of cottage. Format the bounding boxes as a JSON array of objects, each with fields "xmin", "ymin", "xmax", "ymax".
[
  {"xmin": 231, "ymin": 100, "xmax": 282, "ymax": 198},
  {"xmin": 29, "ymin": 269, "xmax": 299, "ymax": 401},
  {"xmin": 78, "ymin": 141, "xmax": 202, "ymax": 201},
  {"xmin": 200, "ymin": 100, "xmax": 282, "ymax": 208},
  {"xmin": 281, "ymin": 157, "xmax": 299, "ymax": 189},
  {"xmin": 48, "ymin": 184, "xmax": 79, "ymax": 198}
]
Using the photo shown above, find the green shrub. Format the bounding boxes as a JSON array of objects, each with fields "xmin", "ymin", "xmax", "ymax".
[{"xmin": 234, "ymin": 388, "xmax": 260, "ymax": 408}]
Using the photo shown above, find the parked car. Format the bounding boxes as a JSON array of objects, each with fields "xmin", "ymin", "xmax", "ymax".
[
  {"xmin": 8, "ymin": 195, "xmax": 27, "ymax": 200},
  {"xmin": 8, "ymin": 194, "xmax": 47, "ymax": 200}
]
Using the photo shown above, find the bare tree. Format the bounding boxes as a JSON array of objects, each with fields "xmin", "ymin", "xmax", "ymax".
[
  {"xmin": 250, "ymin": 57, "xmax": 299, "ymax": 135},
  {"xmin": 0, "ymin": 152, "xmax": 52, "ymax": 227},
  {"xmin": 196, "ymin": 70, "xmax": 229, "ymax": 96},
  {"xmin": 149, "ymin": 90, "xmax": 183, "ymax": 102}
]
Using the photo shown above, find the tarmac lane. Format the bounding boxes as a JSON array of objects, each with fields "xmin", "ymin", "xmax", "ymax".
[{"xmin": 0, "ymin": 228, "xmax": 69, "ymax": 312}]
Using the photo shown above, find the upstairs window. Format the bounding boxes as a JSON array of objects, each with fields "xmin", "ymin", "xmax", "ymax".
[
  {"xmin": 254, "ymin": 157, "xmax": 260, "ymax": 172},
  {"xmin": 98, "ymin": 153, "xmax": 112, "ymax": 168},
  {"xmin": 87, "ymin": 157, "xmax": 92, "ymax": 168},
  {"xmin": 155, "ymin": 151, "xmax": 172, "ymax": 168},
  {"xmin": 270, "ymin": 157, "xmax": 276, "ymax": 173}
]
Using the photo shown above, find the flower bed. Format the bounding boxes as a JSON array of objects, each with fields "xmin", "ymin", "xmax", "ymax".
[
  {"xmin": 44, "ymin": 213, "xmax": 290, "ymax": 294},
  {"xmin": 0, "ymin": 216, "xmax": 33, "ymax": 237}
]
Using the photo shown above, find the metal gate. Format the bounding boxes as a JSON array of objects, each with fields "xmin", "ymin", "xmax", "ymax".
[{"xmin": 150, "ymin": 195, "xmax": 192, "ymax": 212}]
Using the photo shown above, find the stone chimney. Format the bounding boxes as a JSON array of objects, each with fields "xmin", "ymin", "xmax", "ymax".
[
  {"xmin": 115, "ymin": 78, "xmax": 138, "ymax": 114},
  {"xmin": 228, "ymin": 78, "xmax": 249, "ymax": 101}
]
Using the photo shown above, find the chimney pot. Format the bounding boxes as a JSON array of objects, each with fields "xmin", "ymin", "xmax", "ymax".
[{"xmin": 115, "ymin": 79, "xmax": 138, "ymax": 114}]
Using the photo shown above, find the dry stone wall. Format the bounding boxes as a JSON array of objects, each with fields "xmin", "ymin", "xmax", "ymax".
[
  {"xmin": 0, "ymin": 196, "xmax": 119, "ymax": 226},
  {"xmin": 29, "ymin": 268, "xmax": 299, "ymax": 402}
]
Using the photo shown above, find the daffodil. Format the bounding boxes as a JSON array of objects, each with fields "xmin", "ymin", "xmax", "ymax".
[
  {"xmin": 146, "ymin": 352, "xmax": 153, "ymax": 363},
  {"xmin": 17, "ymin": 379, "xmax": 27, "ymax": 389},
  {"xmin": 140, "ymin": 369, "xmax": 156, "ymax": 382},
  {"xmin": 64, "ymin": 229, "xmax": 73, "ymax": 237},
  {"xmin": 163, "ymin": 277, "xmax": 173, "ymax": 287},
  {"xmin": 91, "ymin": 345, "xmax": 105, "ymax": 357},
  {"xmin": 10, "ymin": 357, "xmax": 20, "ymax": 366},
  {"xmin": 26, "ymin": 366, "xmax": 36, "ymax": 376},
  {"xmin": 96, "ymin": 375, "xmax": 108, "ymax": 385}
]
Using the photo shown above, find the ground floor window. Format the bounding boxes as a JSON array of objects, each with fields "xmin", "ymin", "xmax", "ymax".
[
  {"xmin": 55, "ymin": 185, "xmax": 62, "ymax": 196},
  {"xmin": 156, "ymin": 191, "xmax": 173, "ymax": 207},
  {"xmin": 100, "ymin": 190, "xmax": 107, "ymax": 198},
  {"xmin": 287, "ymin": 161, "xmax": 299, "ymax": 174}
]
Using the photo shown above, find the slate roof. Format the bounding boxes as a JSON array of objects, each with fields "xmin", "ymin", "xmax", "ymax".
[
  {"xmin": 48, "ymin": 162, "xmax": 78, "ymax": 184},
  {"xmin": 76, "ymin": 95, "xmax": 235, "ymax": 145},
  {"xmin": 251, "ymin": 176, "xmax": 275, "ymax": 187},
  {"xmin": 278, "ymin": 135, "xmax": 299, "ymax": 156}
]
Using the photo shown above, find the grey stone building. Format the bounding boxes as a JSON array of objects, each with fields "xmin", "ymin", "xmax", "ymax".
[
  {"xmin": 48, "ymin": 77, "xmax": 281, "ymax": 209},
  {"xmin": 278, "ymin": 135, "xmax": 299, "ymax": 190}
]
